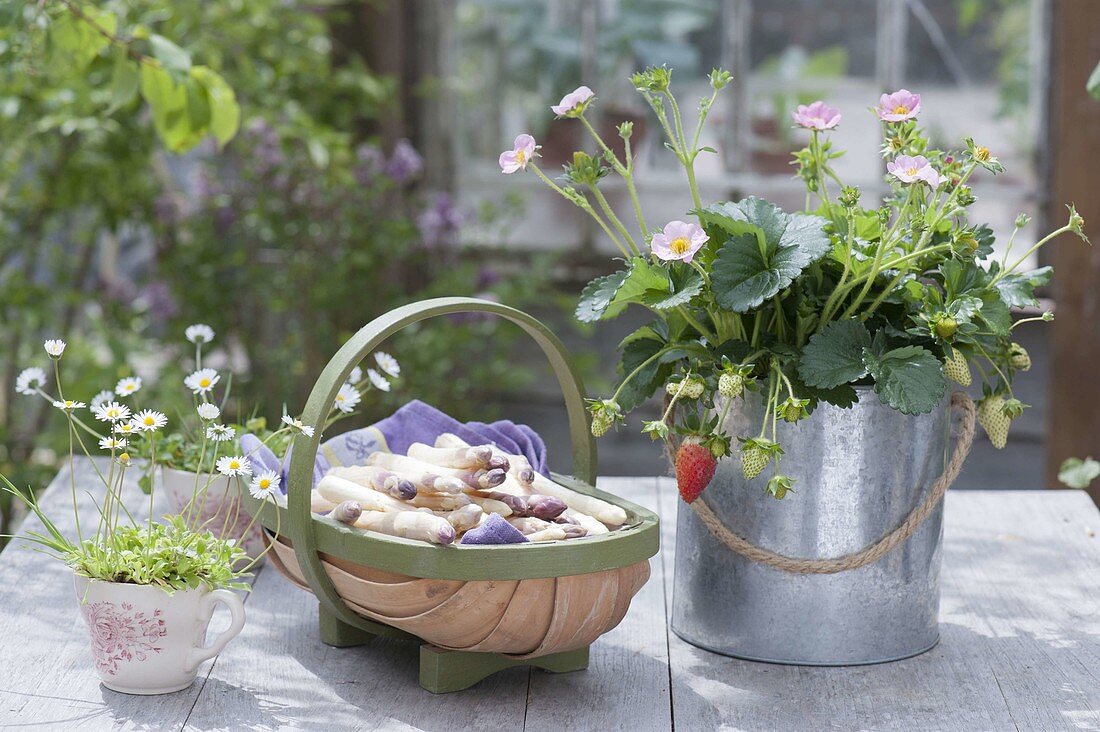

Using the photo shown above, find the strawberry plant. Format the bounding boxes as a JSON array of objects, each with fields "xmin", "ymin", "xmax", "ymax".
[{"xmin": 498, "ymin": 67, "xmax": 1089, "ymax": 502}]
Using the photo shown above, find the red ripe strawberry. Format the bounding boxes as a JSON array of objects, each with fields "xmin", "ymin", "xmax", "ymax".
[{"xmin": 675, "ymin": 439, "xmax": 717, "ymax": 503}]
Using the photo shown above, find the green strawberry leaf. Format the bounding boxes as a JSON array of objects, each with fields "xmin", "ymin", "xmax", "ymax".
[
  {"xmin": 693, "ymin": 196, "xmax": 829, "ymax": 271},
  {"xmin": 1058, "ymin": 457, "xmax": 1100, "ymax": 489},
  {"xmin": 993, "ymin": 266, "xmax": 1052, "ymax": 309},
  {"xmin": 797, "ymin": 319, "xmax": 872, "ymax": 388},
  {"xmin": 616, "ymin": 337, "xmax": 672, "ymax": 412},
  {"xmin": 977, "ymin": 290, "xmax": 1013, "ymax": 335},
  {"xmin": 575, "ymin": 268, "xmax": 630, "ymax": 323},
  {"xmin": 864, "ymin": 345, "xmax": 946, "ymax": 415},
  {"xmin": 642, "ymin": 266, "xmax": 704, "ymax": 310},
  {"xmin": 708, "ymin": 199, "xmax": 830, "ymax": 313}
]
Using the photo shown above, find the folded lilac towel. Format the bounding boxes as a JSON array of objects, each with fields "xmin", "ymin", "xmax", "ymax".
[
  {"xmin": 461, "ymin": 514, "xmax": 528, "ymax": 545},
  {"xmin": 241, "ymin": 399, "xmax": 548, "ymax": 493}
]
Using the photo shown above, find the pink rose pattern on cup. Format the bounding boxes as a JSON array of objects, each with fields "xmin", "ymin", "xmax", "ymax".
[{"xmin": 80, "ymin": 601, "xmax": 167, "ymax": 675}]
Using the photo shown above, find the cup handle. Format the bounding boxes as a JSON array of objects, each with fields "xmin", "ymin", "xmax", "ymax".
[{"xmin": 185, "ymin": 589, "xmax": 246, "ymax": 673}]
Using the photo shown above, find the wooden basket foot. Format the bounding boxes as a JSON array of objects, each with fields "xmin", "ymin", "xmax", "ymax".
[
  {"xmin": 318, "ymin": 604, "xmax": 377, "ymax": 647},
  {"xmin": 418, "ymin": 645, "xmax": 590, "ymax": 694}
]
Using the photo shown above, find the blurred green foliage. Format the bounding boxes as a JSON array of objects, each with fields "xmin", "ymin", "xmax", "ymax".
[{"xmin": 0, "ymin": 1, "xmax": 543, "ymax": 539}]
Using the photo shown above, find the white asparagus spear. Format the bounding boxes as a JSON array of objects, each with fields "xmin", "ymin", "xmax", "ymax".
[
  {"xmin": 354, "ymin": 510, "xmax": 455, "ymax": 545},
  {"xmin": 529, "ymin": 473, "xmax": 628, "ymax": 526},
  {"xmin": 409, "ymin": 492, "xmax": 472, "ymax": 511},
  {"xmin": 330, "ymin": 500, "xmax": 362, "ymax": 525},
  {"xmin": 327, "ymin": 465, "xmax": 417, "ymax": 500},
  {"xmin": 436, "ymin": 433, "xmax": 534, "ymax": 485},
  {"xmin": 367, "ymin": 451, "xmax": 506, "ymax": 491},
  {"xmin": 561, "ymin": 508, "xmax": 609, "ymax": 535},
  {"xmin": 312, "ymin": 491, "xmax": 338, "ymax": 513},
  {"xmin": 365, "ymin": 453, "xmax": 469, "ymax": 494},
  {"xmin": 407, "ymin": 442, "xmax": 493, "ymax": 470},
  {"xmin": 466, "ymin": 495, "xmax": 513, "ymax": 517},
  {"xmin": 317, "ymin": 475, "xmax": 407, "ymax": 513},
  {"xmin": 435, "ymin": 504, "xmax": 483, "ymax": 531},
  {"xmin": 507, "ymin": 516, "xmax": 550, "ymax": 534},
  {"xmin": 525, "ymin": 526, "xmax": 568, "ymax": 542}
]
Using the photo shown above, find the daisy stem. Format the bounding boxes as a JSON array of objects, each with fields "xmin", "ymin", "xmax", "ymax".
[{"xmin": 239, "ymin": 495, "xmax": 281, "ymax": 574}]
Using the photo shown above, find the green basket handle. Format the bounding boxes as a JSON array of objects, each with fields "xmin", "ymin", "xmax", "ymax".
[{"xmin": 285, "ymin": 297, "xmax": 597, "ymax": 624}]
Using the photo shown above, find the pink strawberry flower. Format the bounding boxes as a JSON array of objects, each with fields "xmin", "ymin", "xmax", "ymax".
[
  {"xmin": 876, "ymin": 89, "xmax": 921, "ymax": 122},
  {"xmin": 499, "ymin": 134, "xmax": 539, "ymax": 174},
  {"xmin": 887, "ymin": 155, "xmax": 943, "ymax": 188},
  {"xmin": 791, "ymin": 101, "xmax": 841, "ymax": 130},
  {"xmin": 651, "ymin": 220, "xmax": 709, "ymax": 263},
  {"xmin": 551, "ymin": 86, "xmax": 595, "ymax": 116}
]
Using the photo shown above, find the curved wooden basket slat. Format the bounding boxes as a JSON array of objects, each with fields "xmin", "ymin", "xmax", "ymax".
[{"xmin": 243, "ymin": 297, "xmax": 660, "ymax": 658}]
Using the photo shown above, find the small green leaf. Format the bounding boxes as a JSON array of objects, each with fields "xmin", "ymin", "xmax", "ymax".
[
  {"xmin": 149, "ymin": 34, "xmax": 192, "ymax": 76},
  {"xmin": 643, "ymin": 268, "xmax": 703, "ymax": 310},
  {"xmin": 616, "ymin": 338, "xmax": 671, "ymax": 412},
  {"xmin": 1059, "ymin": 457, "xmax": 1100, "ymax": 489},
  {"xmin": 798, "ymin": 319, "xmax": 872, "ymax": 388},
  {"xmin": 576, "ymin": 269, "xmax": 629, "ymax": 323},
  {"xmin": 191, "ymin": 66, "xmax": 240, "ymax": 148},
  {"xmin": 993, "ymin": 266, "xmax": 1052, "ymax": 309},
  {"xmin": 1088, "ymin": 60, "xmax": 1100, "ymax": 101},
  {"xmin": 106, "ymin": 51, "xmax": 140, "ymax": 114},
  {"xmin": 864, "ymin": 345, "xmax": 945, "ymax": 415}
]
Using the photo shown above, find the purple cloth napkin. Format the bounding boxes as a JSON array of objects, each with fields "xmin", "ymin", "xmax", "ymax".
[
  {"xmin": 460, "ymin": 514, "xmax": 527, "ymax": 545},
  {"xmin": 241, "ymin": 400, "xmax": 548, "ymax": 493}
]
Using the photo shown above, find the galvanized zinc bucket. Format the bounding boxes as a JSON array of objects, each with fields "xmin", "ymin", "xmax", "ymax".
[{"xmin": 671, "ymin": 387, "xmax": 971, "ymax": 665}]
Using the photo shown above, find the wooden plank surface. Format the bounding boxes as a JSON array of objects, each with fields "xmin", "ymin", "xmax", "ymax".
[
  {"xmin": 3, "ymin": 465, "xmax": 1100, "ymax": 731},
  {"xmin": 657, "ymin": 478, "xmax": 1100, "ymax": 731}
]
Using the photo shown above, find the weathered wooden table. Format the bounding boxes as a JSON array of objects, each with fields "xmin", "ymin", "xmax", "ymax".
[{"xmin": 1, "ymin": 462, "xmax": 1099, "ymax": 731}]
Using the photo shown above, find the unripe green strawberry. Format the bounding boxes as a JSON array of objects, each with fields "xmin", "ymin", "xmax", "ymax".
[
  {"xmin": 666, "ymin": 377, "xmax": 704, "ymax": 399},
  {"xmin": 977, "ymin": 395, "xmax": 1011, "ymax": 449},
  {"xmin": 934, "ymin": 316, "xmax": 958, "ymax": 339},
  {"xmin": 779, "ymin": 397, "xmax": 810, "ymax": 424},
  {"xmin": 741, "ymin": 445, "xmax": 769, "ymax": 480},
  {"xmin": 590, "ymin": 414, "xmax": 611, "ymax": 437},
  {"xmin": 718, "ymin": 372, "xmax": 744, "ymax": 398},
  {"xmin": 942, "ymin": 350, "xmax": 972, "ymax": 386},
  {"xmin": 1008, "ymin": 343, "xmax": 1031, "ymax": 371}
]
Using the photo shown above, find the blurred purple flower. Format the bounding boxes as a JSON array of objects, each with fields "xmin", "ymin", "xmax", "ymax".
[
  {"xmin": 195, "ymin": 169, "xmax": 221, "ymax": 202},
  {"xmin": 214, "ymin": 206, "xmax": 237, "ymax": 236},
  {"xmin": 475, "ymin": 266, "xmax": 500, "ymax": 290},
  {"xmin": 245, "ymin": 117, "xmax": 284, "ymax": 175},
  {"xmin": 354, "ymin": 144, "xmax": 385, "ymax": 186},
  {"xmin": 384, "ymin": 139, "xmax": 423, "ymax": 184},
  {"xmin": 138, "ymin": 280, "xmax": 179, "ymax": 321},
  {"xmin": 417, "ymin": 192, "xmax": 466, "ymax": 247},
  {"xmin": 153, "ymin": 193, "xmax": 179, "ymax": 225}
]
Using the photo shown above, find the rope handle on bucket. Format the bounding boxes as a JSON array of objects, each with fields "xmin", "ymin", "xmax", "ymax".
[{"xmin": 685, "ymin": 391, "xmax": 976, "ymax": 575}]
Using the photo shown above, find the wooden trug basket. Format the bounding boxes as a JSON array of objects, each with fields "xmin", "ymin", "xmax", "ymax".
[{"xmin": 243, "ymin": 297, "xmax": 660, "ymax": 693}]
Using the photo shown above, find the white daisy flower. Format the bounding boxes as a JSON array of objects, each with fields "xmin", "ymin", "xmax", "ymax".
[
  {"xmin": 15, "ymin": 367, "xmax": 47, "ymax": 396},
  {"xmin": 52, "ymin": 399, "xmax": 85, "ymax": 411},
  {"xmin": 197, "ymin": 402, "xmax": 221, "ymax": 421},
  {"xmin": 348, "ymin": 365, "xmax": 363, "ymax": 385},
  {"xmin": 90, "ymin": 390, "xmax": 115, "ymax": 408},
  {"xmin": 366, "ymin": 368, "xmax": 390, "ymax": 392},
  {"xmin": 43, "ymin": 339, "xmax": 66, "ymax": 358},
  {"xmin": 115, "ymin": 376, "xmax": 143, "ymax": 397},
  {"xmin": 92, "ymin": 401, "xmax": 131, "ymax": 423},
  {"xmin": 113, "ymin": 421, "xmax": 138, "ymax": 436},
  {"xmin": 98, "ymin": 437, "xmax": 127, "ymax": 451},
  {"xmin": 333, "ymin": 383, "xmax": 361, "ymax": 414},
  {"xmin": 281, "ymin": 414, "xmax": 315, "ymax": 438},
  {"xmin": 374, "ymin": 352, "xmax": 400, "ymax": 378},
  {"xmin": 184, "ymin": 368, "xmax": 220, "ymax": 394},
  {"xmin": 216, "ymin": 455, "xmax": 252, "ymax": 477},
  {"xmin": 248, "ymin": 470, "xmax": 282, "ymax": 500},
  {"xmin": 185, "ymin": 324, "xmax": 215, "ymax": 344},
  {"xmin": 132, "ymin": 409, "xmax": 168, "ymax": 432},
  {"xmin": 205, "ymin": 424, "xmax": 235, "ymax": 442}
]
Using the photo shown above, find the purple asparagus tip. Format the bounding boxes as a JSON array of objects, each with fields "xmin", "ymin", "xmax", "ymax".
[
  {"xmin": 527, "ymin": 495, "xmax": 567, "ymax": 520},
  {"xmin": 395, "ymin": 479, "xmax": 417, "ymax": 501}
]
